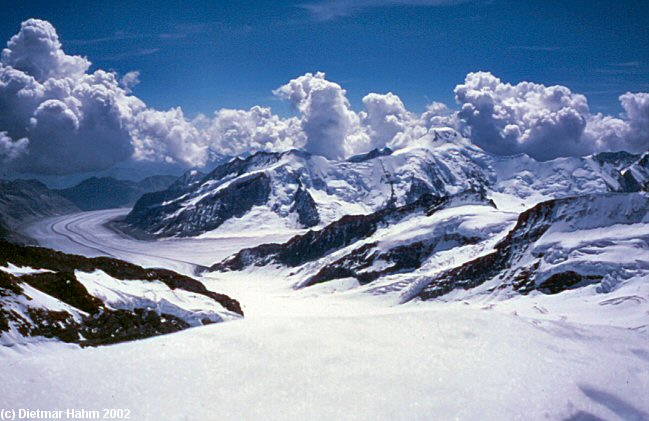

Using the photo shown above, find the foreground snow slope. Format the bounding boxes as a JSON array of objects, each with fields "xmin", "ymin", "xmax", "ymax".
[
  {"xmin": 1, "ymin": 279, "xmax": 648, "ymax": 421},
  {"xmin": 5, "ymin": 210, "xmax": 647, "ymax": 420}
]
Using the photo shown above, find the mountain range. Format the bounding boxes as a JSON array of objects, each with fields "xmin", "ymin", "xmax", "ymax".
[
  {"xmin": 122, "ymin": 128, "xmax": 649, "ymax": 303},
  {"xmin": 0, "ymin": 179, "xmax": 79, "ymax": 244},
  {"xmin": 55, "ymin": 175, "xmax": 177, "ymax": 211}
]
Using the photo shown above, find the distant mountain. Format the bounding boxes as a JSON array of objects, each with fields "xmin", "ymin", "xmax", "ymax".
[
  {"xmin": 125, "ymin": 128, "xmax": 644, "ymax": 239},
  {"xmin": 126, "ymin": 129, "xmax": 493, "ymax": 237},
  {"xmin": 0, "ymin": 179, "xmax": 79, "ymax": 243},
  {"xmin": 0, "ymin": 239, "xmax": 242, "ymax": 347},
  {"xmin": 56, "ymin": 175, "xmax": 177, "ymax": 211},
  {"xmin": 117, "ymin": 127, "xmax": 649, "ymax": 304}
]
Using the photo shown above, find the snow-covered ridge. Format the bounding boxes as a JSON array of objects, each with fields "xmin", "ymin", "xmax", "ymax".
[
  {"xmin": 125, "ymin": 130, "xmax": 494, "ymax": 237},
  {"xmin": 0, "ymin": 240, "xmax": 242, "ymax": 347},
  {"xmin": 208, "ymin": 190, "xmax": 649, "ymax": 319},
  {"xmin": 76, "ymin": 270, "xmax": 237, "ymax": 326},
  {"xmin": 124, "ymin": 129, "xmax": 646, "ymax": 239},
  {"xmin": 416, "ymin": 192, "xmax": 649, "ymax": 300}
]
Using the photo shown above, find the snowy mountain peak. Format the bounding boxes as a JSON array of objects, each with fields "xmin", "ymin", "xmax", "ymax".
[{"xmin": 125, "ymin": 132, "xmax": 495, "ymax": 237}]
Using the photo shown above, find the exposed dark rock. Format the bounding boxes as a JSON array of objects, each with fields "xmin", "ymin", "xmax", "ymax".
[
  {"xmin": 537, "ymin": 271, "xmax": 602, "ymax": 294},
  {"xmin": 126, "ymin": 172, "xmax": 272, "ymax": 237},
  {"xmin": 347, "ymin": 147, "xmax": 393, "ymax": 163},
  {"xmin": 78, "ymin": 309, "xmax": 190, "ymax": 347},
  {"xmin": 593, "ymin": 151, "xmax": 640, "ymax": 168},
  {"xmin": 307, "ymin": 233, "xmax": 482, "ymax": 286},
  {"xmin": 619, "ymin": 170, "xmax": 643, "ymax": 192},
  {"xmin": 618, "ymin": 154, "xmax": 649, "ymax": 193},
  {"xmin": 6, "ymin": 302, "xmax": 191, "ymax": 346},
  {"xmin": 417, "ymin": 198, "xmax": 561, "ymax": 300},
  {"xmin": 124, "ymin": 145, "xmax": 493, "ymax": 239},
  {"xmin": 290, "ymin": 183, "xmax": 320, "ymax": 227},
  {"xmin": 24, "ymin": 307, "xmax": 80, "ymax": 343},
  {"xmin": 21, "ymin": 271, "xmax": 103, "ymax": 314},
  {"xmin": 415, "ymin": 194, "xmax": 636, "ymax": 300},
  {"xmin": 0, "ymin": 240, "xmax": 244, "ymax": 346},
  {"xmin": 0, "ymin": 239, "xmax": 243, "ymax": 316},
  {"xmin": 211, "ymin": 190, "xmax": 490, "ymax": 273}
]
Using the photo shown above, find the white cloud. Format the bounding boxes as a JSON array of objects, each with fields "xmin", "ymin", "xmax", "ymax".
[
  {"xmin": 0, "ymin": 131, "xmax": 27, "ymax": 161},
  {"xmin": 453, "ymin": 71, "xmax": 649, "ymax": 160},
  {"xmin": 130, "ymin": 107, "xmax": 208, "ymax": 167},
  {"xmin": 361, "ymin": 92, "xmax": 415, "ymax": 150},
  {"xmin": 620, "ymin": 92, "xmax": 649, "ymax": 149},
  {"xmin": 1, "ymin": 19, "xmax": 648, "ymax": 177},
  {"xmin": 204, "ymin": 106, "xmax": 305, "ymax": 156},
  {"xmin": 0, "ymin": 20, "xmax": 318, "ymax": 175},
  {"xmin": 1, "ymin": 19, "xmax": 90, "ymax": 82},
  {"xmin": 120, "ymin": 70, "xmax": 140, "ymax": 94},
  {"xmin": 274, "ymin": 72, "xmax": 366, "ymax": 159},
  {"xmin": 0, "ymin": 20, "xmax": 143, "ymax": 174}
]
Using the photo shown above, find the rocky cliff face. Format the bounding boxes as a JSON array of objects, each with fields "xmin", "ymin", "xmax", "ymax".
[
  {"xmin": 123, "ymin": 129, "xmax": 648, "ymax": 240},
  {"xmin": 212, "ymin": 189, "xmax": 492, "ymax": 274},
  {"xmin": 210, "ymin": 188, "xmax": 649, "ymax": 303},
  {"xmin": 126, "ymin": 172, "xmax": 273, "ymax": 237}
]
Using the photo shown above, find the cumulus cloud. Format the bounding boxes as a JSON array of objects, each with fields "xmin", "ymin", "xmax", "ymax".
[
  {"xmin": 274, "ymin": 72, "xmax": 366, "ymax": 159},
  {"xmin": 620, "ymin": 92, "xmax": 649, "ymax": 148},
  {"xmin": 120, "ymin": 70, "xmax": 140, "ymax": 94},
  {"xmin": 0, "ymin": 131, "xmax": 27, "ymax": 161},
  {"xmin": 0, "ymin": 19, "xmax": 317, "ymax": 175},
  {"xmin": 130, "ymin": 107, "xmax": 208, "ymax": 167},
  {"xmin": 360, "ymin": 92, "xmax": 415, "ymax": 150},
  {"xmin": 1, "ymin": 19, "xmax": 90, "ymax": 82},
  {"xmin": 2, "ymin": 19, "xmax": 648, "ymax": 177},
  {"xmin": 0, "ymin": 19, "xmax": 142, "ymax": 174},
  {"xmin": 454, "ymin": 71, "xmax": 649, "ymax": 160},
  {"xmin": 203, "ymin": 106, "xmax": 305, "ymax": 156}
]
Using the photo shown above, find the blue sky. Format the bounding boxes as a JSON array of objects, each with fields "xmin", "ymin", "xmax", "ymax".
[{"xmin": 2, "ymin": 0, "xmax": 648, "ymax": 116}]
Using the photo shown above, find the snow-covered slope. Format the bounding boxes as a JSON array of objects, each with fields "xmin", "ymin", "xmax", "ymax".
[
  {"xmin": 125, "ymin": 128, "xmax": 645, "ymax": 239},
  {"xmin": 125, "ymin": 129, "xmax": 495, "ymax": 237},
  {"xmin": 0, "ymin": 240, "xmax": 242, "ymax": 346},
  {"xmin": 416, "ymin": 192, "xmax": 649, "ymax": 300},
  {"xmin": 210, "ymin": 191, "xmax": 649, "ymax": 312},
  {"xmin": 490, "ymin": 151, "xmax": 641, "ymax": 211},
  {"xmin": 12, "ymin": 195, "xmax": 649, "ymax": 420}
]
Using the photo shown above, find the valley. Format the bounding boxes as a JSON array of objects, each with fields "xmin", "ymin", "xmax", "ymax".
[{"xmin": 1, "ymin": 205, "xmax": 647, "ymax": 420}]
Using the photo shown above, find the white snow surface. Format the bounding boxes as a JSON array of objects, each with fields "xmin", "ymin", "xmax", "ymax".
[
  {"xmin": 75, "ymin": 270, "xmax": 240, "ymax": 326},
  {"xmin": 22, "ymin": 208, "xmax": 296, "ymax": 276},
  {"xmin": 2, "ymin": 209, "xmax": 647, "ymax": 420},
  {"xmin": 0, "ymin": 263, "xmax": 53, "ymax": 276}
]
